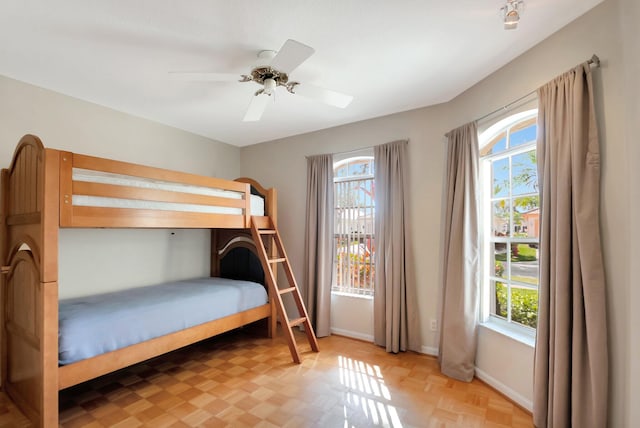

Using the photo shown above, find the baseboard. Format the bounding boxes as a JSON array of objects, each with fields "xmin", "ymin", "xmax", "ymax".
[
  {"xmin": 330, "ymin": 327, "xmax": 374, "ymax": 342},
  {"xmin": 474, "ymin": 367, "xmax": 533, "ymax": 412},
  {"xmin": 330, "ymin": 332, "xmax": 439, "ymax": 357},
  {"xmin": 421, "ymin": 346, "xmax": 439, "ymax": 356}
]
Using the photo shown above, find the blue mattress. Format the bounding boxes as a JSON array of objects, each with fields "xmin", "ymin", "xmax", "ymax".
[{"xmin": 58, "ymin": 277, "xmax": 268, "ymax": 365}]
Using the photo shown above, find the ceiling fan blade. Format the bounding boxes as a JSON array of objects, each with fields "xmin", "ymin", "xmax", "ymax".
[
  {"xmin": 243, "ymin": 94, "xmax": 271, "ymax": 122},
  {"xmin": 269, "ymin": 39, "xmax": 315, "ymax": 74},
  {"xmin": 293, "ymin": 84, "xmax": 353, "ymax": 108},
  {"xmin": 168, "ymin": 72, "xmax": 240, "ymax": 82}
]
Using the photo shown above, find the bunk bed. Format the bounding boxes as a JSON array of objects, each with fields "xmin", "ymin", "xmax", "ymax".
[{"xmin": 0, "ymin": 134, "xmax": 285, "ymax": 427}]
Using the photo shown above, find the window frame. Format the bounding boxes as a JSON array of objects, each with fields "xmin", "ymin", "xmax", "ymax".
[
  {"xmin": 332, "ymin": 155, "xmax": 375, "ymax": 297},
  {"xmin": 479, "ymin": 109, "xmax": 539, "ymax": 340}
]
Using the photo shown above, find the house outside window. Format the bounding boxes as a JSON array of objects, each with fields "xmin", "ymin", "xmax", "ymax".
[
  {"xmin": 333, "ymin": 156, "xmax": 375, "ymax": 296},
  {"xmin": 480, "ymin": 110, "xmax": 539, "ymax": 331}
]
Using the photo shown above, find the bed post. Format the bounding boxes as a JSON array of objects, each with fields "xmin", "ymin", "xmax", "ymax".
[
  {"xmin": 1, "ymin": 168, "xmax": 9, "ymax": 388},
  {"xmin": 1, "ymin": 136, "xmax": 59, "ymax": 428},
  {"xmin": 264, "ymin": 187, "xmax": 278, "ymax": 337},
  {"xmin": 229, "ymin": 178, "xmax": 279, "ymax": 338}
]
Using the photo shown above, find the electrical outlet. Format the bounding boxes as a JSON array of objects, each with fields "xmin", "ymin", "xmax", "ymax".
[{"xmin": 430, "ymin": 319, "xmax": 437, "ymax": 331}]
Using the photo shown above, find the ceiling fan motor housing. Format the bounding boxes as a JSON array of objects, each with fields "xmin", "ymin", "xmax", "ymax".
[{"xmin": 249, "ymin": 66, "xmax": 289, "ymax": 86}]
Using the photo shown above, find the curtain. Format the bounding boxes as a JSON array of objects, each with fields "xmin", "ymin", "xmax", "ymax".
[
  {"xmin": 438, "ymin": 122, "xmax": 480, "ymax": 382},
  {"xmin": 373, "ymin": 139, "xmax": 416, "ymax": 353},
  {"xmin": 533, "ymin": 63, "xmax": 608, "ymax": 428},
  {"xmin": 303, "ymin": 154, "xmax": 334, "ymax": 338}
]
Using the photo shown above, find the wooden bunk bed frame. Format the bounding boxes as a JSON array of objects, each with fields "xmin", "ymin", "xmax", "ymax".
[{"xmin": 0, "ymin": 135, "xmax": 282, "ymax": 427}]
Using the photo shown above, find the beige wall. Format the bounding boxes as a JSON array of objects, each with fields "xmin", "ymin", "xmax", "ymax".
[
  {"xmin": 241, "ymin": 0, "xmax": 634, "ymax": 425},
  {"xmin": 240, "ymin": 103, "xmax": 452, "ymax": 351},
  {"xmin": 330, "ymin": 294, "xmax": 374, "ymax": 341},
  {"xmin": 0, "ymin": 75, "xmax": 241, "ymax": 298},
  {"xmin": 619, "ymin": 0, "xmax": 640, "ymax": 425}
]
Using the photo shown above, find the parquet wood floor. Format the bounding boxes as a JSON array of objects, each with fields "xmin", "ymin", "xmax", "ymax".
[{"xmin": 0, "ymin": 325, "xmax": 533, "ymax": 427}]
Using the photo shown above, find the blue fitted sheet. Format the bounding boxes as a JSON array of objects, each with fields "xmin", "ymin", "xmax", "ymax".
[{"xmin": 58, "ymin": 277, "xmax": 268, "ymax": 365}]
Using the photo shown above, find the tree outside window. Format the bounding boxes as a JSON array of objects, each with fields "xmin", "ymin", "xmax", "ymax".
[{"xmin": 481, "ymin": 111, "xmax": 539, "ymax": 330}]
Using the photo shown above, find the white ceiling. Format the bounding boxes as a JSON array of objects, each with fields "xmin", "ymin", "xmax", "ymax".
[{"xmin": 1, "ymin": 0, "xmax": 603, "ymax": 147}]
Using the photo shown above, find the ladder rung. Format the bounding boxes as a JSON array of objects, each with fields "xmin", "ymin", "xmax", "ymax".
[
  {"xmin": 278, "ymin": 286, "xmax": 296, "ymax": 295},
  {"xmin": 288, "ymin": 317, "xmax": 307, "ymax": 328},
  {"xmin": 268, "ymin": 257, "xmax": 286, "ymax": 264},
  {"xmin": 259, "ymin": 229, "xmax": 276, "ymax": 235}
]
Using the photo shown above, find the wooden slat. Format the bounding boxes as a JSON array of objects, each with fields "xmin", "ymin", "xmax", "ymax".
[
  {"xmin": 288, "ymin": 317, "xmax": 306, "ymax": 328},
  {"xmin": 6, "ymin": 213, "xmax": 41, "ymax": 226},
  {"xmin": 41, "ymin": 281, "xmax": 58, "ymax": 428},
  {"xmin": 42, "ymin": 150, "xmax": 60, "ymax": 428},
  {"xmin": 251, "ymin": 216, "xmax": 271, "ymax": 229},
  {"xmin": 25, "ymin": 145, "xmax": 32, "ymax": 213},
  {"xmin": 59, "ymin": 152, "xmax": 73, "ymax": 226},
  {"xmin": 66, "ymin": 206, "xmax": 246, "ymax": 228},
  {"xmin": 42, "ymin": 149, "xmax": 59, "ymax": 283},
  {"xmin": 58, "ymin": 304, "xmax": 271, "ymax": 390},
  {"xmin": 72, "ymin": 181, "xmax": 247, "ymax": 209},
  {"xmin": 73, "ymin": 153, "xmax": 249, "ymax": 193},
  {"xmin": 18, "ymin": 145, "xmax": 25, "ymax": 214},
  {"xmin": 0, "ymin": 170, "xmax": 8, "ymax": 390},
  {"xmin": 266, "ymin": 188, "xmax": 277, "ymax": 225}
]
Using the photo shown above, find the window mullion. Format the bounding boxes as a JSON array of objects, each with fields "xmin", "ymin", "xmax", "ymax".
[{"xmin": 507, "ymin": 153, "xmax": 513, "ymax": 323}]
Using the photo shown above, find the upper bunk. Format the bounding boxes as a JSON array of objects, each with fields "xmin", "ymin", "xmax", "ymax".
[{"xmin": 2, "ymin": 134, "xmax": 275, "ymax": 231}]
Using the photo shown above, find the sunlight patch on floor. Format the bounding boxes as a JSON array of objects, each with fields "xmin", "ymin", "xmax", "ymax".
[{"xmin": 338, "ymin": 355, "xmax": 403, "ymax": 427}]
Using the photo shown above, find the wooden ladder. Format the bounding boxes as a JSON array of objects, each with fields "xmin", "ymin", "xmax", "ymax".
[{"xmin": 250, "ymin": 216, "xmax": 319, "ymax": 363}]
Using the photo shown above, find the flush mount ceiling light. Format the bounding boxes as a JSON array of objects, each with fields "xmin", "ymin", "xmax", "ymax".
[{"xmin": 501, "ymin": 0, "xmax": 525, "ymax": 30}]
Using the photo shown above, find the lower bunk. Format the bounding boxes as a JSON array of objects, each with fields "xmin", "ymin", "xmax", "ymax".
[
  {"xmin": 57, "ymin": 276, "xmax": 271, "ymax": 390},
  {"xmin": 2, "ymin": 266, "xmax": 273, "ymax": 426}
]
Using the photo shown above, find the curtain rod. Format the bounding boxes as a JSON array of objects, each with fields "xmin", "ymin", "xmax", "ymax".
[
  {"xmin": 305, "ymin": 139, "xmax": 409, "ymax": 159},
  {"xmin": 476, "ymin": 54, "xmax": 600, "ymax": 124},
  {"xmin": 305, "ymin": 145, "xmax": 373, "ymax": 159}
]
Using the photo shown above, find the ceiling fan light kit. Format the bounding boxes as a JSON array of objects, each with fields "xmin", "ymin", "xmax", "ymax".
[
  {"xmin": 262, "ymin": 78, "xmax": 277, "ymax": 95},
  {"xmin": 172, "ymin": 39, "xmax": 353, "ymax": 122}
]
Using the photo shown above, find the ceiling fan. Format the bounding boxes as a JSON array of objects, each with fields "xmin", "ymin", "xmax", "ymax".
[{"xmin": 170, "ymin": 39, "xmax": 354, "ymax": 121}]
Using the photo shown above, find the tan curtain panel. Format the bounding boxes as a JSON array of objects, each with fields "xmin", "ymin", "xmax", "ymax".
[
  {"xmin": 438, "ymin": 122, "xmax": 480, "ymax": 382},
  {"xmin": 373, "ymin": 140, "xmax": 417, "ymax": 353},
  {"xmin": 303, "ymin": 154, "xmax": 334, "ymax": 338},
  {"xmin": 533, "ymin": 63, "xmax": 608, "ymax": 428}
]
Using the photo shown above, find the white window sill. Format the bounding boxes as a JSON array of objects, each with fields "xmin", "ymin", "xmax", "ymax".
[
  {"xmin": 479, "ymin": 318, "xmax": 535, "ymax": 348},
  {"xmin": 331, "ymin": 291, "xmax": 374, "ymax": 300}
]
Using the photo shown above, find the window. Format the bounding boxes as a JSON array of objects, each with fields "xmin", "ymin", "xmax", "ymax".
[
  {"xmin": 333, "ymin": 156, "xmax": 375, "ymax": 296},
  {"xmin": 480, "ymin": 110, "xmax": 539, "ymax": 331}
]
